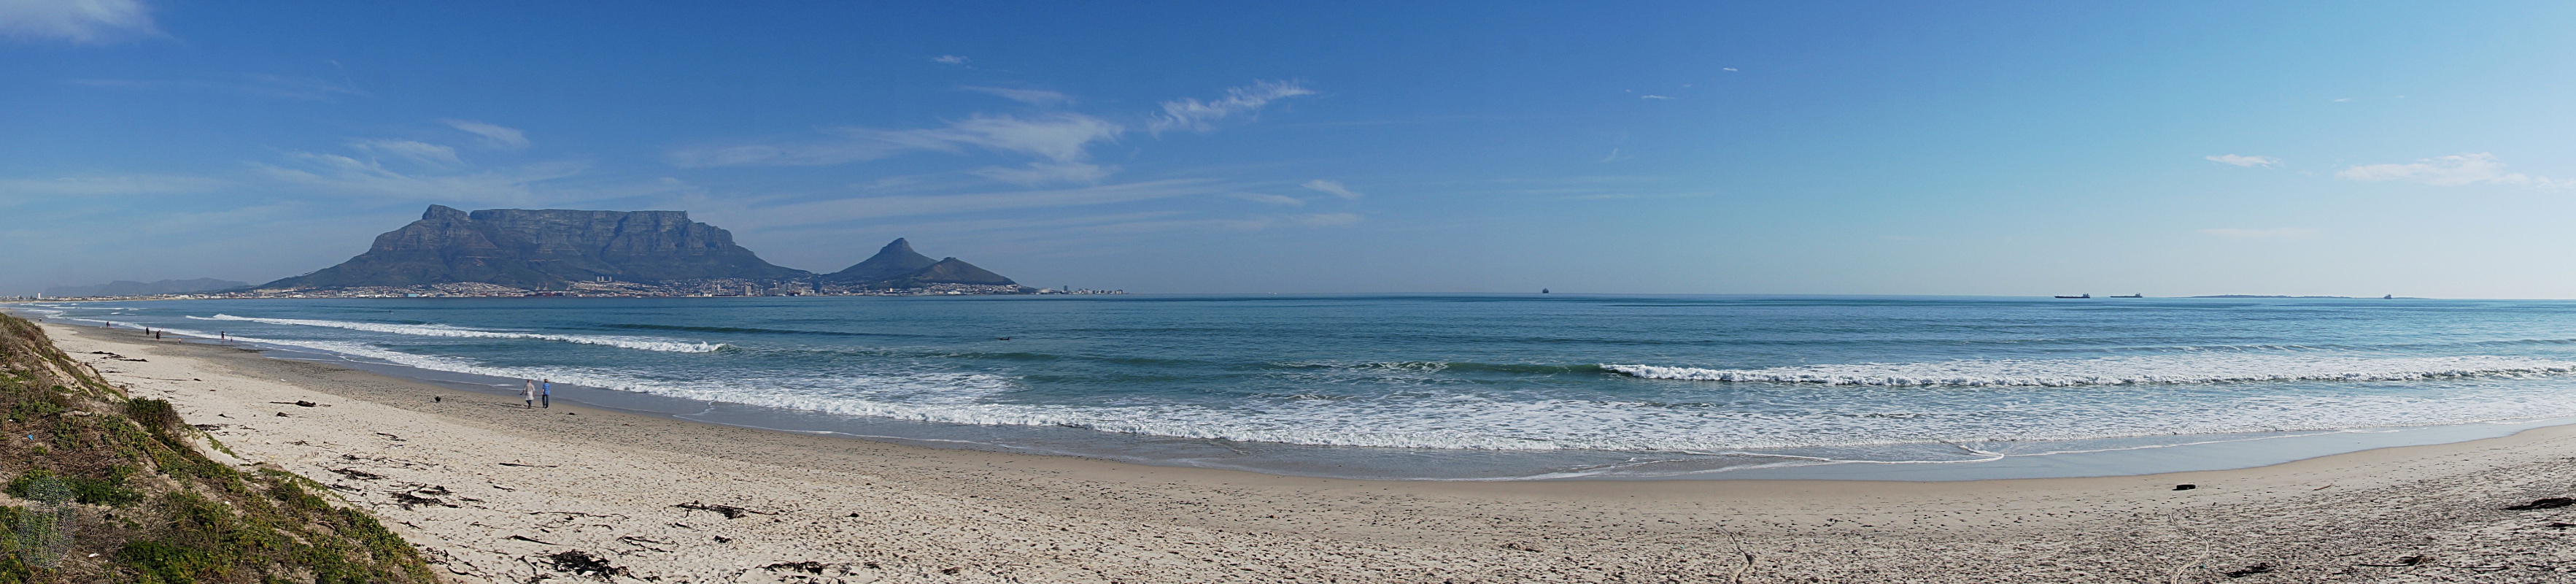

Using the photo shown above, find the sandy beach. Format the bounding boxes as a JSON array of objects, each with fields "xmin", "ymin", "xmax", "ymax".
[{"xmin": 38, "ymin": 321, "xmax": 2576, "ymax": 583}]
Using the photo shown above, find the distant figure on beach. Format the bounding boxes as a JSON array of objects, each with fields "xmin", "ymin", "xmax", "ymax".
[
  {"xmin": 522, "ymin": 379, "xmax": 538, "ymax": 408},
  {"xmin": 541, "ymin": 379, "xmax": 552, "ymax": 408}
]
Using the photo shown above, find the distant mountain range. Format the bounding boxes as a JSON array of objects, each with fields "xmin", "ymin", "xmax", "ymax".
[
  {"xmin": 255, "ymin": 205, "xmax": 1019, "ymax": 292},
  {"xmin": 43, "ymin": 278, "xmax": 249, "ymax": 297}
]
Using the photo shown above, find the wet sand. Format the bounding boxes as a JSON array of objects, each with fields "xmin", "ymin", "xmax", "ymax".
[{"xmin": 45, "ymin": 322, "xmax": 2576, "ymax": 583}]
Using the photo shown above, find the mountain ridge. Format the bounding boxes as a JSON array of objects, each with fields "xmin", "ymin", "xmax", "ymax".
[
  {"xmin": 258, "ymin": 206, "xmax": 1025, "ymax": 294},
  {"xmin": 260, "ymin": 205, "xmax": 809, "ymax": 290}
]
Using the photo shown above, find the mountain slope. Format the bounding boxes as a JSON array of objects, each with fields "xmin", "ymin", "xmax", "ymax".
[
  {"xmin": 821, "ymin": 239, "xmax": 1018, "ymax": 288},
  {"xmin": 260, "ymin": 205, "xmax": 808, "ymax": 290}
]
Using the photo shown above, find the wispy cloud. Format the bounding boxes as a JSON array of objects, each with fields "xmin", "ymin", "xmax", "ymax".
[
  {"xmin": 732, "ymin": 179, "xmax": 1228, "ymax": 227},
  {"xmin": 963, "ymin": 86, "xmax": 1072, "ymax": 106},
  {"xmin": 253, "ymin": 132, "xmax": 595, "ymax": 203},
  {"xmin": 1639, "ymin": 94, "xmax": 1674, "ymax": 100},
  {"xmin": 670, "ymin": 113, "xmax": 1121, "ymax": 176},
  {"xmin": 0, "ymin": 174, "xmax": 225, "ymax": 197},
  {"xmin": 1074, "ymin": 212, "xmax": 1361, "ymax": 234},
  {"xmin": 673, "ymin": 82, "xmax": 1311, "ymax": 188},
  {"xmin": 68, "ymin": 74, "xmax": 369, "ymax": 100},
  {"xmin": 1148, "ymin": 80, "xmax": 1315, "ymax": 134},
  {"xmin": 2201, "ymin": 227, "xmax": 2320, "ymax": 239},
  {"xmin": 1300, "ymin": 179, "xmax": 1362, "ymax": 200},
  {"xmin": 348, "ymin": 139, "xmax": 463, "ymax": 168},
  {"xmin": 256, "ymin": 153, "xmax": 587, "ymax": 202},
  {"xmin": 971, "ymin": 161, "xmax": 1113, "ymax": 186},
  {"xmin": 0, "ymin": 0, "xmax": 156, "ymax": 43},
  {"xmin": 2337, "ymin": 153, "xmax": 2560, "ymax": 188},
  {"xmin": 443, "ymin": 119, "xmax": 531, "ymax": 150},
  {"xmin": 2204, "ymin": 154, "xmax": 2281, "ymax": 168},
  {"xmin": 1226, "ymin": 192, "xmax": 1305, "ymax": 206},
  {"xmin": 932, "ymin": 55, "xmax": 970, "ymax": 66}
]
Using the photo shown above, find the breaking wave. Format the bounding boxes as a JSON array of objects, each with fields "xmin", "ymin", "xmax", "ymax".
[
  {"xmin": 1604, "ymin": 355, "xmax": 2576, "ymax": 387},
  {"xmin": 189, "ymin": 315, "xmax": 724, "ymax": 353}
]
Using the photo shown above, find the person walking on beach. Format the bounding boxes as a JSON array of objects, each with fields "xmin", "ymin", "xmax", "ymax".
[
  {"xmin": 522, "ymin": 379, "xmax": 538, "ymax": 408},
  {"xmin": 541, "ymin": 379, "xmax": 552, "ymax": 408}
]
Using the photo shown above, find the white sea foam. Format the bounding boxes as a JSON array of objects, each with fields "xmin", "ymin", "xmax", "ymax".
[
  {"xmin": 189, "ymin": 314, "xmax": 722, "ymax": 353},
  {"xmin": 1604, "ymin": 354, "xmax": 2576, "ymax": 387},
  {"xmin": 184, "ymin": 333, "xmax": 2576, "ymax": 455}
]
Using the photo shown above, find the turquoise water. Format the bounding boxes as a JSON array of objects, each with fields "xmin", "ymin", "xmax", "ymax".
[{"xmin": 24, "ymin": 295, "xmax": 2576, "ymax": 479}]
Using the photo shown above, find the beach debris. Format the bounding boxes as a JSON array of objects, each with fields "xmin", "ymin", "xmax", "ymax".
[
  {"xmin": 765, "ymin": 561, "xmax": 828, "ymax": 575},
  {"xmin": 328, "ymin": 468, "xmax": 386, "ymax": 480},
  {"xmin": 2547, "ymin": 522, "xmax": 2576, "ymax": 529},
  {"xmin": 1500, "ymin": 542, "xmax": 1544, "ymax": 553},
  {"xmin": 88, "ymin": 351, "xmax": 146, "ymax": 361},
  {"xmin": 2358, "ymin": 554, "xmax": 2437, "ymax": 567},
  {"xmin": 499, "ymin": 461, "xmax": 557, "ymax": 468},
  {"xmin": 2173, "ymin": 484, "xmax": 2197, "ymax": 491},
  {"xmin": 2222, "ymin": 562, "xmax": 2274, "ymax": 577},
  {"xmin": 2504, "ymin": 497, "xmax": 2575, "ymax": 510},
  {"xmin": 432, "ymin": 396, "xmax": 441, "ymax": 402},
  {"xmin": 271, "ymin": 400, "xmax": 321, "ymax": 407},
  {"xmin": 389, "ymin": 491, "xmax": 458, "ymax": 510},
  {"xmin": 508, "ymin": 534, "xmax": 561, "ymax": 545},
  {"xmin": 374, "ymin": 432, "xmax": 405, "ymax": 441},
  {"xmin": 545, "ymin": 550, "xmax": 628, "ymax": 579},
  {"xmin": 274, "ymin": 412, "xmax": 289, "ymax": 417},
  {"xmin": 616, "ymin": 535, "xmax": 672, "ymax": 553},
  {"xmin": 712, "ymin": 535, "xmax": 732, "ymax": 543},
  {"xmin": 675, "ymin": 501, "xmax": 769, "ymax": 519}
]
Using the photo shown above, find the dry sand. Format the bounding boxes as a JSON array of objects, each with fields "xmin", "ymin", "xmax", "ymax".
[{"xmin": 40, "ymin": 322, "xmax": 2576, "ymax": 583}]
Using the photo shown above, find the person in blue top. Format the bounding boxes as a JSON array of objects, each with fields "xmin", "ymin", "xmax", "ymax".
[{"xmin": 541, "ymin": 379, "xmax": 552, "ymax": 408}]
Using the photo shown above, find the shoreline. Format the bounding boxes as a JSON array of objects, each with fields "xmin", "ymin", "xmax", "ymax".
[
  {"xmin": 40, "ymin": 320, "xmax": 2576, "ymax": 581},
  {"xmin": 23, "ymin": 304, "xmax": 2575, "ymax": 483}
]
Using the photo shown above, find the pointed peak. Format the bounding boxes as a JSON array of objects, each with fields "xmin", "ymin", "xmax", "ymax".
[{"xmin": 883, "ymin": 238, "xmax": 913, "ymax": 252}]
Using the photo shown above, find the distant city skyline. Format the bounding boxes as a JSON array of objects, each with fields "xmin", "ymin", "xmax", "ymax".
[{"xmin": 6, "ymin": 1, "xmax": 2576, "ymax": 297}]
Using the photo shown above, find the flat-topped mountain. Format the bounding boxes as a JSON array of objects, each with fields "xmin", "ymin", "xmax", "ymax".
[
  {"xmin": 260, "ymin": 205, "xmax": 808, "ymax": 290},
  {"xmin": 821, "ymin": 238, "xmax": 1018, "ymax": 289},
  {"xmin": 44, "ymin": 278, "xmax": 249, "ymax": 297}
]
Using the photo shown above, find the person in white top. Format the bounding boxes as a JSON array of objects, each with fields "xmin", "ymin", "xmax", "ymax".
[{"xmin": 522, "ymin": 379, "xmax": 538, "ymax": 408}]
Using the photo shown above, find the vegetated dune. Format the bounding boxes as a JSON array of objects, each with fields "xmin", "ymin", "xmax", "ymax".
[{"xmin": 0, "ymin": 314, "xmax": 433, "ymax": 583}]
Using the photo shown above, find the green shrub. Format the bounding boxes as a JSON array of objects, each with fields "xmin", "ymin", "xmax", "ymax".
[{"xmin": 7, "ymin": 468, "xmax": 142, "ymax": 507}]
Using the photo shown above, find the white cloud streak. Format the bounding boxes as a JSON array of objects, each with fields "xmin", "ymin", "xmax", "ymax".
[
  {"xmin": 349, "ymin": 139, "xmax": 463, "ymax": 168},
  {"xmin": 670, "ymin": 113, "xmax": 1123, "ymax": 178},
  {"xmin": 1148, "ymin": 80, "xmax": 1315, "ymax": 134},
  {"xmin": 1300, "ymin": 179, "xmax": 1362, "ymax": 199},
  {"xmin": 2337, "ymin": 153, "xmax": 2560, "ymax": 188},
  {"xmin": 932, "ymin": 55, "xmax": 969, "ymax": 65},
  {"xmin": 0, "ymin": 0, "xmax": 155, "ymax": 43},
  {"xmin": 732, "ymin": 179, "xmax": 1226, "ymax": 227},
  {"xmin": 2201, "ymin": 227, "xmax": 2320, "ymax": 239},
  {"xmin": 963, "ymin": 86, "xmax": 1072, "ymax": 106},
  {"xmin": 443, "ymin": 119, "xmax": 531, "ymax": 150},
  {"xmin": 972, "ymin": 161, "xmax": 1113, "ymax": 186},
  {"xmin": 68, "ymin": 74, "xmax": 368, "ymax": 101},
  {"xmin": 0, "ymin": 174, "xmax": 225, "ymax": 197},
  {"xmin": 1226, "ymin": 192, "xmax": 1305, "ymax": 206},
  {"xmin": 2204, "ymin": 154, "xmax": 2281, "ymax": 167}
]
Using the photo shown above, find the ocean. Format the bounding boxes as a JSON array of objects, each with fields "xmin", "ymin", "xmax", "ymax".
[{"xmin": 20, "ymin": 294, "xmax": 2576, "ymax": 480}]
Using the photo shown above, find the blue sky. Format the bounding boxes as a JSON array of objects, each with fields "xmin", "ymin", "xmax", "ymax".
[{"xmin": 5, "ymin": 1, "xmax": 2575, "ymax": 296}]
